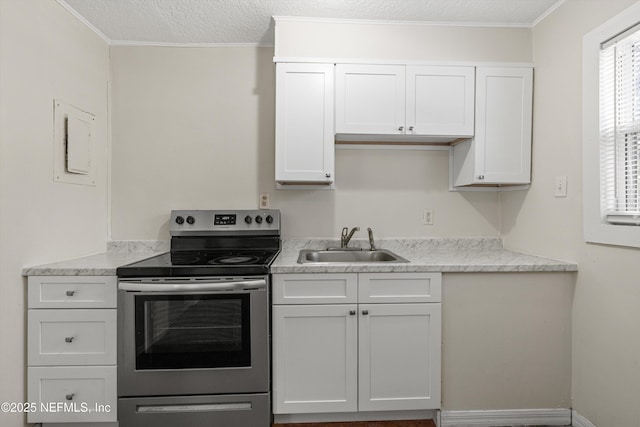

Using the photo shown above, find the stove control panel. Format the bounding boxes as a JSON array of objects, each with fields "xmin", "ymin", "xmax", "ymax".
[{"xmin": 171, "ymin": 209, "xmax": 280, "ymax": 236}]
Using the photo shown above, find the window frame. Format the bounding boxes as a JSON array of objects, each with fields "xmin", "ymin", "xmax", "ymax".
[{"xmin": 583, "ymin": 1, "xmax": 640, "ymax": 248}]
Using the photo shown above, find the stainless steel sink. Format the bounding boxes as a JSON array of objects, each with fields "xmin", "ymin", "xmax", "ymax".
[{"xmin": 297, "ymin": 249, "xmax": 409, "ymax": 264}]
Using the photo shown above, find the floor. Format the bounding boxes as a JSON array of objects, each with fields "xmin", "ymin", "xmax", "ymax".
[{"xmin": 273, "ymin": 421, "xmax": 436, "ymax": 427}]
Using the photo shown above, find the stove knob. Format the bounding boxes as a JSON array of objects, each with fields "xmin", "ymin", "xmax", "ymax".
[
  {"xmin": 175, "ymin": 216, "xmax": 185, "ymax": 225},
  {"xmin": 186, "ymin": 216, "xmax": 195, "ymax": 225},
  {"xmin": 244, "ymin": 215, "xmax": 252, "ymax": 224},
  {"xmin": 255, "ymin": 215, "xmax": 263, "ymax": 224},
  {"xmin": 265, "ymin": 215, "xmax": 273, "ymax": 224}
]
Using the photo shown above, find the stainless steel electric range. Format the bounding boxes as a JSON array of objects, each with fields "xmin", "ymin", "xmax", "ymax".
[{"xmin": 116, "ymin": 209, "xmax": 280, "ymax": 427}]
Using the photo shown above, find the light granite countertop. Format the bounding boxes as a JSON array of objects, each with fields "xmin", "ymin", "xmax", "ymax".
[
  {"xmin": 271, "ymin": 238, "xmax": 578, "ymax": 273},
  {"xmin": 22, "ymin": 241, "xmax": 169, "ymax": 276},
  {"xmin": 22, "ymin": 238, "xmax": 577, "ymax": 276}
]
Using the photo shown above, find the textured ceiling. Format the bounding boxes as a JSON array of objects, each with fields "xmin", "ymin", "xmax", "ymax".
[{"xmin": 58, "ymin": 0, "xmax": 564, "ymax": 45}]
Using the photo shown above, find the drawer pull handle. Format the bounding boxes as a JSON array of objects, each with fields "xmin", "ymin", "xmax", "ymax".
[
  {"xmin": 65, "ymin": 337, "xmax": 74, "ymax": 343},
  {"xmin": 65, "ymin": 394, "xmax": 75, "ymax": 401},
  {"xmin": 349, "ymin": 310, "xmax": 356, "ymax": 315},
  {"xmin": 362, "ymin": 310, "xmax": 369, "ymax": 315},
  {"xmin": 66, "ymin": 290, "xmax": 75, "ymax": 297}
]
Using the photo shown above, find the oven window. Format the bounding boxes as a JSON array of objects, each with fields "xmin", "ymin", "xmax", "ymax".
[{"xmin": 134, "ymin": 294, "xmax": 251, "ymax": 370}]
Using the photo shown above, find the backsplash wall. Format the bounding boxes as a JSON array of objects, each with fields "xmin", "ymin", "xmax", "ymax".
[{"xmin": 111, "ymin": 22, "xmax": 533, "ymax": 239}]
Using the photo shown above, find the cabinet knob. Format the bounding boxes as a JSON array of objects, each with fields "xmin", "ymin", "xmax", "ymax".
[
  {"xmin": 398, "ymin": 126, "xmax": 404, "ymax": 132},
  {"xmin": 362, "ymin": 310, "xmax": 369, "ymax": 315},
  {"xmin": 65, "ymin": 393, "xmax": 75, "ymax": 401},
  {"xmin": 478, "ymin": 175, "xmax": 485, "ymax": 180},
  {"xmin": 325, "ymin": 173, "xmax": 332, "ymax": 178},
  {"xmin": 408, "ymin": 126, "xmax": 414, "ymax": 132},
  {"xmin": 66, "ymin": 290, "xmax": 75, "ymax": 297},
  {"xmin": 65, "ymin": 337, "xmax": 74, "ymax": 343},
  {"xmin": 349, "ymin": 310, "xmax": 356, "ymax": 316}
]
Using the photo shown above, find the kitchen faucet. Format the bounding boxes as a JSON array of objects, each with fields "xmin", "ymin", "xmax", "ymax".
[{"xmin": 340, "ymin": 227, "xmax": 359, "ymax": 249}]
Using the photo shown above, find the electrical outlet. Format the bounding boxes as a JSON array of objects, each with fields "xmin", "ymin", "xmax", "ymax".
[
  {"xmin": 554, "ymin": 176, "xmax": 568, "ymax": 198},
  {"xmin": 423, "ymin": 209, "xmax": 434, "ymax": 225},
  {"xmin": 259, "ymin": 192, "xmax": 271, "ymax": 209}
]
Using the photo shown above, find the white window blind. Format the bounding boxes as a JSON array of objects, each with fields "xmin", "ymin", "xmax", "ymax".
[{"xmin": 601, "ymin": 25, "xmax": 640, "ymax": 225}]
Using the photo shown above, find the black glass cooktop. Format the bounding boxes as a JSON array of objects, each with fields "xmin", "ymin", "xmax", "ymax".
[
  {"xmin": 171, "ymin": 249, "xmax": 278, "ymax": 266},
  {"xmin": 117, "ymin": 248, "xmax": 280, "ymax": 278}
]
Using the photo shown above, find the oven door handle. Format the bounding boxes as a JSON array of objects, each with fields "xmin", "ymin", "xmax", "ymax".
[{"xmin": 118, "ymin": 279, "xmax": 267, "ymax": 293}]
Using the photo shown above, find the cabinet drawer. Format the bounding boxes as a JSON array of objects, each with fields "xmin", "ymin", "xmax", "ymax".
[
  {"xmin": 27, "ymin": 366, "xmax": 117, "ymax": 423},
  {"xmin": 358, "ymin": 273, "xmax": 442, "ymax": 303},
  {"xmin": 28, "ymin": 276, "xmax": 117, "ymax": 308},
  {"xmin": 28, "ymin": 309, "xmax": 116, "ymax": 366},
  {"xmin": 273, "ymin": 273, "xmax": 357, "ymax": 304}
]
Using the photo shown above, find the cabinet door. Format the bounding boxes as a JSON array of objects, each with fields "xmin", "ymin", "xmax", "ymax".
[
  {"xmin": 474, "ymin": 67, "xmax": 533, "ymax": 184},
  {"xmin": 358, "ymin": 303, "xmax": 441, "ymax": 411},
  {"xmin": 335, "ymin": 64, "xmax": 406, "ymax": 135},
  {"xmin": 406, "ymin": 66, "xmax": 475, "ymax": 137},
  {"xmin": 272, "ymin": 305, "xmax": 358, "ymax": 414},
  {"xmin": 275, "ymin": 63, "xmax": 334, "ymax": 185}
]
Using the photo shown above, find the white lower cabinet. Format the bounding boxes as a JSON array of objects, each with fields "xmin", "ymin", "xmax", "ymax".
[
  {"xmin": 358, "ymin": 303, "xmax": 441, "ymax": 412},
  {"xmin": 272, "ymin": 272, "xmax": 441, "ymax": 415},
  {"xmin": 27, "ymin": 366, "xmax": 117, "ymax": 423},
  {"xmin": 273, "ymin": 304, "xmax": 358, "ymax": 413},
  {"xmin": 27, "ymin": 276, "xmax": 118, "ymax": 425}
]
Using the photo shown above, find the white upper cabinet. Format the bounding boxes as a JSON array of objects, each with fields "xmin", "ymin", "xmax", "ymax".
[
  {"xmin": 335, "ymin": 64, "xmax": 475, "ymax": 141},
  {"xmin": 452, "ymin": 66, "xmax": 533, "ymax": 186},
  {"xmin": 275, "ymin": 63, "xmax": 335, "ymax": 186},
  {"xmin": 406, "ymin": 66, "xmax": 475, "ymax": 137},
  {"xmin": 335, "ymin": 64, "xmax": 406, "ymax": 135}
]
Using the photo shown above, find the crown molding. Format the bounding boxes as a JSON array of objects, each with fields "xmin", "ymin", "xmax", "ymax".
[{"xmin": 56, "ymin": 0, "xmax": 111, "ymax": 44}]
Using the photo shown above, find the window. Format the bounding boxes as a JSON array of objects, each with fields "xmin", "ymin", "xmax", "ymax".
[
  {"xmin": 583, "ymin": 2, "xmax": 640, "ymax": 248},
  {"xmin": 601, "ymin": 26, "xmax": 640, "ymax": 225}
]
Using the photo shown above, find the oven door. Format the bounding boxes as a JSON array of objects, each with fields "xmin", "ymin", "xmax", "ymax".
[{"xmin": 117, "ymin": 277, "xmax": 269, "ymax": 397}]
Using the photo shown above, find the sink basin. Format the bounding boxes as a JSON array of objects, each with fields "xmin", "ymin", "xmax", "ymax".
[{"xmin": 297, "ymin": 249, "xmax": 409, "ymax": 264}]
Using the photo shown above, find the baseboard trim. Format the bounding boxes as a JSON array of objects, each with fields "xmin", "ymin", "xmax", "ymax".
[
  {"xmin": 441, "ymin": 408, "xmax": 571, "ymax": 426},
  {"xmin": 572, "ymin": 410, "xmax": 597, "ymax": 427},
  {"xmin": 274, "ymin": 409, "xmax": 437, "ymax": 424}
]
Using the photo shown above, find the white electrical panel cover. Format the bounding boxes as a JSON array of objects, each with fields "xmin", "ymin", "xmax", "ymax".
[{"xmin": 53, "ymin": 99, "xmax": 96, "ymax": 186}]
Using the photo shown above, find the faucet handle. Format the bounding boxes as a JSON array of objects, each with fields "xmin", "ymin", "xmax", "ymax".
[{"xmin": 367, "ymin": 227, "xmax": 376, "ymax": 251}]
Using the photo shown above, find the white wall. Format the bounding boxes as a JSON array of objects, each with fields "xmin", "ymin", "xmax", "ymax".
[
  {"xmin": 110, "ymin": 21, "xmax": 533, "ymax": 239},
  {"xmin": 442, "ymin": 272, "xmax": 574, "ymax": 410},
  {"xmin": 0, "ymin": 1, "xmax": 110, "ymax": 426},
  {"xmin": 274, "ymin": 18, "xmax": 533, "ymax": 63},
  {"xmin": 501, "ymin": 0, "xmax": 640, "ymax": 425}
]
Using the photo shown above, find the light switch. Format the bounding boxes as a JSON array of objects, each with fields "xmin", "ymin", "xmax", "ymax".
[{"xmin": 555, "ymin": 176, "xmax": 568, "ymax": 198}]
